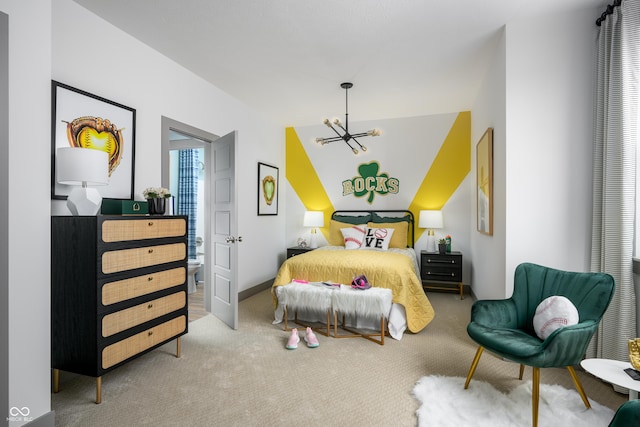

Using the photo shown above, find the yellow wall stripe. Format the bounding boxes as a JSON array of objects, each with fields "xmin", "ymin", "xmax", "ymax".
[
  {"xmin": 285, "ymin": 127, "xmax": 334, "ymax": 238},
  {"xmin": 408, "ymin": 111, "xmax": 471, "ymax": 242}
]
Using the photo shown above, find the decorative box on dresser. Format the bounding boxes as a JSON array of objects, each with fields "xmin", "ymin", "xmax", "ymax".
[
  {"xmin": 51, "ymin": 215, "xmax": 189, "ymax": 403},
  {"xmin": 420, "ymin": 251, "xmax": 464, "ymax": 299}
]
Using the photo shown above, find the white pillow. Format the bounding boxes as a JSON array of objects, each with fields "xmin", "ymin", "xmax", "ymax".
[
  {"xmin": 360, "ymin": 227, "xmax": 394, "ymax": 251},
  {"xmin": 340, "ymin": 225, "xmax": 367, "ymax": 250},
  {"xmin": 533, "ymin": 296, "xmax": 579, "ymax": 340}
]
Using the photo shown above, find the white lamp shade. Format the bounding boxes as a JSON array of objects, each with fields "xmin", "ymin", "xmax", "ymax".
[
  {"xmin": 57, "ymin": 147, "xmax": 109, "ymax": 186},
  {"xmin": 418, "ymin": 210, "xmax": 443, "ymax": 229},
  {"xmin": 303, "ymin": 211, "xmax": 324, "ymax": 228}
]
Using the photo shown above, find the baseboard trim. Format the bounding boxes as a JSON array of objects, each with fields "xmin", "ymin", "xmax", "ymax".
[
  {"xmin": 24, "ymin": 410, "xmax": 55, "ymax": 427},
  {"xmin": 239, "ymin": 278, "xmax": 273, "ymax": 301}
]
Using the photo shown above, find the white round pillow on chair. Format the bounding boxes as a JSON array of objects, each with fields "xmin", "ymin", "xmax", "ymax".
[{"xmin": 533, "ymin": 296, "xmax": 579, "ymax": 340}]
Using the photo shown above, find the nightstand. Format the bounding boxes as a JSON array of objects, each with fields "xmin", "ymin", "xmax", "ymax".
[
  {"xmin": 287, "ymin": 247, "xmax": 314, "ymax": 259},
  {"xmin": 420, "ymin": 251, "xmax": 464, "ymax": 299}
]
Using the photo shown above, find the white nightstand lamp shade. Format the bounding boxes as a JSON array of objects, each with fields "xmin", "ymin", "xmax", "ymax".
[
  {"xmin": 303, "ymin": 211, "xmax": 324, "ymax": 249},
  {"xmin": 419, "ymin": 210, "xmax": 443, "ymax": 253},
  {"xmin": 57, "ymin": 147, "xmax": 109, "ymax": 216}
]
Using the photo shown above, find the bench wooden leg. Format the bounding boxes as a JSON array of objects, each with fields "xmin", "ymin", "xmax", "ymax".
[{"xmin": 332, "ymin": 312, "xmax": 387, "ymax": 345}]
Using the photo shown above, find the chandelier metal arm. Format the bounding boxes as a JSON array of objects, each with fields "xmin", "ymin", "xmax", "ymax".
[{"xmin": 316, "ymin": 82, "xmax": 381, "ymax": 155}]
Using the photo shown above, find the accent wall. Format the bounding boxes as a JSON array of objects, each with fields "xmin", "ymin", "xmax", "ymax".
[{"xmin": 285, "ymin": 111, "xmax": 472, "ymax": 283}]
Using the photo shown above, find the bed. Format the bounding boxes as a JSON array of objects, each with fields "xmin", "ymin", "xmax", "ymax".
[{"xmin": 272, "ymin": 210, "xmax": 435, "ymax": 339}]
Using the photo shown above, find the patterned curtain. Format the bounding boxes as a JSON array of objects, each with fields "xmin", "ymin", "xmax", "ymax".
[
  {"xmin": 589, "ymin": 0, "xmax": 639, "ymax": 364},
  {"xmin": 178, "ymin": 149, "xmax": 199, "ymax": 259}
]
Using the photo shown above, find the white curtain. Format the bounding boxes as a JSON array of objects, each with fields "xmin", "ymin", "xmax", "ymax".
[{"xmin": 589, "ymin": 0, "xmax": 640, "ymax": 363}]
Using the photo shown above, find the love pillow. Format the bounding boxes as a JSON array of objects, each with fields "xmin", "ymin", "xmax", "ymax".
[
  {"xmin": 340, "ymin": 225, "xmax": 367, "ymax": 250},
  {"xmin": 532, "ymin": 295, "xmax": 579, "ymax": 340},
  {"xmin": 360, "ymin": 227, "xmax": 394, "ymax": 251}
]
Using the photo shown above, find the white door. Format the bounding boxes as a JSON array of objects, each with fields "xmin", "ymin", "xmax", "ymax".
[{"xmin": 210, "ymin": 131, "xmax": 238, "ymax": 329}]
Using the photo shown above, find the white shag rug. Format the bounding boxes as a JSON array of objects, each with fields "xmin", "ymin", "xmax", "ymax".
[{"xmin": 413, "ymin": 376, "xmax": 614, "ymax": 427}]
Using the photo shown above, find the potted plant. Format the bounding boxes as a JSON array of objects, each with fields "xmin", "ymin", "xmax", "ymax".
[
  {"xmin": 438, "ymin": 238, "xmax": 447, "ymax": 254},
  {"xmin": 143, "ymin": 187, "xmax": 171, "ymax": 215}
]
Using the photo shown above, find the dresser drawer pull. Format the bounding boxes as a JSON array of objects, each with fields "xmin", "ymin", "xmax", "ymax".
[
  {"xmin": 147, "ymin": 303, "xmax": 153, "ymax": 309},
  {"xmin": 148, "ymin": 331, "xmax": 153, "ymax": 336},
  {"xmin": 148, "ymin": 222, "xmax": 154, "ymax": 226},
  {"xmin": 148, "ymin": 249, "xmax": 154, "ymax": 254},
  {"xmin": 148, "ymin": 276, "xmax": 154, "ymax": 281}
]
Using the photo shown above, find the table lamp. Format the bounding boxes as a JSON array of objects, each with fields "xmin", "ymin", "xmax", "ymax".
[
  {"xmin": 303, "ymin": 211, "xmax": 324, "ymax": 249},
  {"xmin": 57, "ymin": 147, "xmax": 109, "ymax": 215},
  {"xmin": 419, "ymin": 210, "xmax": 443, "ymax": 253}
]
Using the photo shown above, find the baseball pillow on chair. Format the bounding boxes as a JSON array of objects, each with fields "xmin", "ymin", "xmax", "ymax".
[{"xmin": 533, "ymin": 295, "xmax": 579, "ymax": 340}]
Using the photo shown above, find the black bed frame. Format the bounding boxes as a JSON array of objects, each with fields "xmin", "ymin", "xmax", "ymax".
[{"xmin": 331, "ymin": 210, "xmax": 415, "ymax": 248}]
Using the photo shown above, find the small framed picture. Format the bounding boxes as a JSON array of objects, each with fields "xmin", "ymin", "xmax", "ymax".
[
  {"xmin": 258, "ymin": 162, "xmax": 278, "ymax": 215},
  {"xmin": 51, "ymin": 81, "xmax": 136, "ymax": 200}
]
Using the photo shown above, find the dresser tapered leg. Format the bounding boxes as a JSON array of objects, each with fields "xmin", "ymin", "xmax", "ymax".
[
  {"xmin": 176, "ymin": 337, "xmax": 181, "ymax": 358},
  {"xmin": 53, "ymin": 369, "xmax": 59, "ymax": 393},
  {"xmin": 95, "ymin": 376, "xmax": 102, "ymax": 404}
]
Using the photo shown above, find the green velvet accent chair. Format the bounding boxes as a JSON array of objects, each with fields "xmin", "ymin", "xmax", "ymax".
[
  {"xmin": 609, "ymin": 399, "xmax": 640, "ymax": 426},
  {"xmin": 464, "ymin": 262, "xmax": 615, "ymax": 427}
]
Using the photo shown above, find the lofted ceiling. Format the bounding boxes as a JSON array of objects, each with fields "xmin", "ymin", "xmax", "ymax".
[{"xmin": 72, "ymin": 0, "xmax": 607, "ymax": 127}]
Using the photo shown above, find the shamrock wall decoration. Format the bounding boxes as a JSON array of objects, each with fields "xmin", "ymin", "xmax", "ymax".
[{"xmin": 342, "ymin": 161, "xmax": 400, "ymax": 203}]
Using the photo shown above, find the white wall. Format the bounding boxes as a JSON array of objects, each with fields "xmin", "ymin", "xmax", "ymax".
[
  {"xmin": 470, "ymin": 28, "xmax": 507, "ymax": 300},
  {"xmin": 503, "ymin": 9, "xmax": 597, "ymax": 295},
  {"xmin": 52, "ymin": 0, "xmax": 285, "ymax": 291},
  {"xmin": 1, "ymin": 0, "xmax": 53, "ymax": 425},
  {"xmin": 470, "ymin": 8, "xmax": 599, "ymax": 300}
]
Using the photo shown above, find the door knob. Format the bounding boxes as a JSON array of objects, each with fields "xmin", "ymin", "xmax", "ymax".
[{"xmin": 225, "ymin": 236, "xmax": 236, "ymax": 243}]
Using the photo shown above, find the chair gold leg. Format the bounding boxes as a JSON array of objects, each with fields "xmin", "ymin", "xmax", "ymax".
[
  {"xmin": 519, "ymin": 364, "xmax": 525, "ymax": 380},
  {"xmin": 532, "ymin": 367, "xmax": 539, "ymax": 427},
  {"xmin": 176, "ymin": 337, "xmax": 181, "ymax": 358},
  {"xmin": 464, "ymin": 346, "xmax": 484, "ymax": 389},
  {"xmin": 566, "ymin": 366, "xmax": 591, "ymax": 409}
]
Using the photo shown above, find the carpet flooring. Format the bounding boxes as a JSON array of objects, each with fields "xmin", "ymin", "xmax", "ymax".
[{"xmin": 51, "ymin": 289, "xmax": 627, "ymax": 426}]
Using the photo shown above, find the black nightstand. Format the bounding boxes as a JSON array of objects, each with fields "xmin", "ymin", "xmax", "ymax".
[
  {"xmin": 420, "ymin": 251, "xmax": 464, "ymax": 299},
  {"xmin": 287, "ymin": 247, "xmax": 314, "ymax": 259}
]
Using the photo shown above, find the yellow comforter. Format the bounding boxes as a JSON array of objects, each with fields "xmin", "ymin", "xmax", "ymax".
[{"xmin": 272, "ymin": 247, "xmax": 435, "ymax": 333}]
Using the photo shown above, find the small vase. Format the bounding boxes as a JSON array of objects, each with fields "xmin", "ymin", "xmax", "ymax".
[
  {"xmin": 438, "ymin": 243, "xmax": 447, "ymax": 254},
  {"xmin": 147, "ymin": 198, "xmax": 166, "ymax": 215}
]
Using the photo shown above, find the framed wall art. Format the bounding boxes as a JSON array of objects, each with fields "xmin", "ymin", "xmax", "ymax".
[
  {"xmin": 476, "ymin": 128, "xmax": 493, "ymax": 235},
  {"xmin": 258, "ymin": 162, "xmax": 278, "ymax": 215},
  {"xmin": 51, "ymin": 80, "xmax": 136, "ymax": 200}
]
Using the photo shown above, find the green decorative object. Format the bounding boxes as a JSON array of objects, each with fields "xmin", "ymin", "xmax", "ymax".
[
  {"xmin": 341, "ymin": 161, "xmax": 399, "ymax": 204},
  {"xmin": 100, "ymin": 199, "xmax": 148, "ymax": 215}
]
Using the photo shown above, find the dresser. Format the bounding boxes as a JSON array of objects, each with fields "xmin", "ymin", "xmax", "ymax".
[
  {"xmin": 51, "ymin": 215, "xmax": 188, "ymax": 403},
  {"xmin": 420, "ymin": 251, "xmax": 464, "ymax": 299}
]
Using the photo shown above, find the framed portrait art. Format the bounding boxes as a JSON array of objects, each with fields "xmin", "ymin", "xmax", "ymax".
[
  {"xmin": 257, "ymin": 162, "xmax": 278, "ymax": 215},
  {"xmin": 476, "ymin": 128, "xmax": 493, "ymax": 235},
  {"xmin": 51, "ymin": 81, "xmax": 136, "ymax": 200}
]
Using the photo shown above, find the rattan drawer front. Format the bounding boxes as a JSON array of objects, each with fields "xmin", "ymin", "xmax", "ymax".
[
  {"xmin": 102, "ymin": 243, "xmax": 186, "ymax": 274},
  {"xmin": 102, "ymin": 315, "xmax": 186, "ymax": 369},
  {"xmin": 102, "ymin": 267, "xmax": 186, "ymax": 306},
  {"xmin": 101, "ymin": 218, "xmax": 186, "ymax": 243},
  {"xmin": 102, "ymin": 292, "xmax": 186, "ymax": 337}
]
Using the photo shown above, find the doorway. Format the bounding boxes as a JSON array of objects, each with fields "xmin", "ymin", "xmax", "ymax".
[{"xmin": 161, "ymin": 117, "xmax": 238, "ymax": 329}]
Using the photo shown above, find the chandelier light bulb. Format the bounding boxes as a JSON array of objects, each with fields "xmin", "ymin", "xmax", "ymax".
[
  {"xmin": 323, "ymin": 118, "xmax": 331, "ymax": 127},
  {"xmin": 352, "ymin": 148, "xmax": 358, "ymax": 155},
  {"xmin": 333, "ymin": 118, "xmax": 341, "ymax": 126},
  {"xmin": 368, "ymin": 129, "xmax": 382, "ymax": 137},
  {"xmin": 361, "ymin": 146, "xmax": 367, "ymax": 152}
]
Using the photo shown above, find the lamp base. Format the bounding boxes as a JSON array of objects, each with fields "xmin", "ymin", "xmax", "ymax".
[
  {"xmin": 309, "ymin": 229, "xmax": 318, "ymax": 249},
  {"xmin": 67, "ymin": 187, "xmax": 102, "ymax": 216},
  {"xmin": 426, "ymin": 234, "xmax": 436, "ymax": 253}
]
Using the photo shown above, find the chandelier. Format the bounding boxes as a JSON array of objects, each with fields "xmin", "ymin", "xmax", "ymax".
[{"xmin": 315, "ymin": 82, "xmax": 382, "ymax": 155}]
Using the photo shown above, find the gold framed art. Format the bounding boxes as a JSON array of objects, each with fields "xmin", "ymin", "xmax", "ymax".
[{"xmin": 476, "ymin": 128, "xmax": 493, "ymax": 235}]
